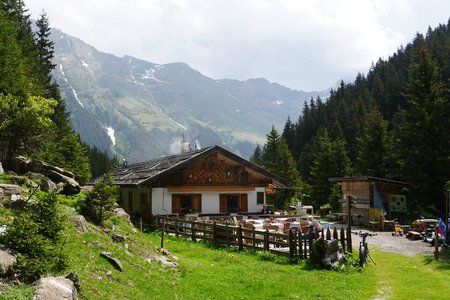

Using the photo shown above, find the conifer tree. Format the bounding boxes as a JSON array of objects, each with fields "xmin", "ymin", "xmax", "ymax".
[{"xmin": 397, "ymin": 46, "xmax": 450, "ymax": 213}]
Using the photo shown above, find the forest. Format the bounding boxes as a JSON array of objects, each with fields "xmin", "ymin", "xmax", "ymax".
[
  {"xmin": 253, "ymin": 20, "xmax": 450, "ymax": 217},
  {"xmin": 0, "ymin": 0, "xmax": 113, "ymax": 183}
]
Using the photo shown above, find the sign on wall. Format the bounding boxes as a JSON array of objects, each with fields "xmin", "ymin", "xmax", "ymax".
[{"xmin": 388, "ymin": 194, "xmax": 407, "ymax": 212}]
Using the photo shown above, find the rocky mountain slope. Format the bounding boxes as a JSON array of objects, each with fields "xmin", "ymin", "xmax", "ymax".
[{"xmin": 51, "ymin": 28, "xmax": 329, "ymax": 162}]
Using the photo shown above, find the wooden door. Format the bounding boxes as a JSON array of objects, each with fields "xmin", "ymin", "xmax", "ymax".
[
  {"xmin": 239, "ymin": 194, "xmax": 248, "ymax": 213},
  {"xmin": 192, "ymin": 194, "xmax": 202, "ymax": 213}
]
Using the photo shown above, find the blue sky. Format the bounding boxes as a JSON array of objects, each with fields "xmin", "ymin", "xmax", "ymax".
[{"xmin": 27, "ymin": 0, "xmax": 450, "ymax": 91}]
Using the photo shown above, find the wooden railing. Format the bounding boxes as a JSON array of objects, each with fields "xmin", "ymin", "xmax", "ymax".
[{"xmin": 156, "ymin": 216, "xmax": 352, "ymax": 262}]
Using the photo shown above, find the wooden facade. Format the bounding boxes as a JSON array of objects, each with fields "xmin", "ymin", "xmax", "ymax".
[{"xmin": 108, "ymin": 146, "xmax": 290, "ymax": 218}]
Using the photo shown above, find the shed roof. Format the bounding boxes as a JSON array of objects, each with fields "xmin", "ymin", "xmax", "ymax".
[{"xmin": 329, "ymin": 176, "xmax": 410, "ymax": 186}]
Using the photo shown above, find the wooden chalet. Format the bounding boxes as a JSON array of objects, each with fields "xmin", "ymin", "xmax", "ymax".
[
  {"xmin": 110, "ymin": 145, "xmax": 290, "ymax": 218},
  {"xmin": 329, "ymin": 176, "xmax": 410, "ymax": 227}
]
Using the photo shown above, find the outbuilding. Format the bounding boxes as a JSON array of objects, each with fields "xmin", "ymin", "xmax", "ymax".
[{"xmin": 329, "ymin": 176, "xmax": 410, "ymax": 229}]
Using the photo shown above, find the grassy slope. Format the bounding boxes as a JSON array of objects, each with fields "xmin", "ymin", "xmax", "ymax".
[{"xmin": 2, "ymin": 210, "xmax": 450, "ymax": 299}]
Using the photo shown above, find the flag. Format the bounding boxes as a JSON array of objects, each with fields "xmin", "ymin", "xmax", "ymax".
[{"xmin": 438, "ymin": 218, "xmax": 446, "ymax": 238}]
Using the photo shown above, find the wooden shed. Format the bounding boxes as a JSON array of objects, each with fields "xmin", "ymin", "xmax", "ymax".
[{"xmin": 329, "ymin": 176, "xmax": 410, "ymax": 227}]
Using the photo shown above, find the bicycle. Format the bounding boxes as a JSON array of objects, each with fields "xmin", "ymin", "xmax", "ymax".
[{"xmin": 352, "ymin": 231, "xmax": 377, "ymax": 267}]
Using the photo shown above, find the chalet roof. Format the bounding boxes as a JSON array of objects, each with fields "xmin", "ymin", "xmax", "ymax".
[
  {"xmin": 106, "ymin": 145, "xmax": 291, "ymax": 188},
  {"xmin": 329, "ymin": 176, "xmax": 410, "ymax": 186}
]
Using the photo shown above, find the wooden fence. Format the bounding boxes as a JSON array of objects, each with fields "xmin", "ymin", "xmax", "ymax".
[{"xmin": 156, "ymin": 216, "xmax": 352, "ymax": 262}]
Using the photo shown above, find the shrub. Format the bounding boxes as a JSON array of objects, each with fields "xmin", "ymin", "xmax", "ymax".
[
  {"xmin": 1, "ymin": 192, "xmax": 68, "ymax": 282},
  {"xmin": 79, "ymin": 171, "xmax": 118, "ymax": 225}
]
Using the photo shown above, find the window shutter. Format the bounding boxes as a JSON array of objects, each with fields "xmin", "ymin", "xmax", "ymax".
[
  {"xmin": 219, "ymin": 194, "xmax": 227, "ymax": 213},
  {"xmin": 172, "ymin": 195, "xmax": 181, "ymax": 213}
]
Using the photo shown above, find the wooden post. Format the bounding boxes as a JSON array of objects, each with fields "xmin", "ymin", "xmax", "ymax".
[
  {"xmin": 139, "ymin": 218, "xmax": 143, "ymax": 232},
  {"xmin": 297, "ymin": 229, "xmax": 303, "ymax": 259},
  {"xmin": 308, "ymin": 228, "xmax": 314, "ymax": 256},
  {"xmin": 192, "ymin": 220, "xmax": 196, "ymax": 242},
  {"xmin": 435, "ymin": 226, "xmax": 439, "ymax": 260},
  {"xmin": 289, "ymin": 229, "xmax": 295, "ymax": 262},
  {"xmin": 213, "ymin": 221, "xmax": 217, "ymax": 245},
  {"xmin": 304, "ymin": 231, "xmax": 308, "ymax": 258},
  {"xmin": 326, "ymin": 228, "xmax": 331, "ymax": 240},
  {"xmin": 264, "ymin": 230, "xmax": 269, "ymax": 251},
  {"xmin": 238, "ymin": 226, "xmax": 243, "ymax": 251},
  {"xmin": 347, "ymin": 226, "xmax": 352, "ymax": 253},
  {"xmin": 161, "ymin": 219, "xmax": 165, "ymax": 249},
  {"xmin": 333, "ymin": 227, "xmax": 338, "ymax": 240},
  {"xmin": 340, "ymin": 227, "xmax": 346, "ymax": 253},
  {"xmin": 175, "ymin": 216, "xmax": 179, "ymax": 238},
  {"xmin": 346, "ymin": 194, "xmax": 352, "ymax": 253}
]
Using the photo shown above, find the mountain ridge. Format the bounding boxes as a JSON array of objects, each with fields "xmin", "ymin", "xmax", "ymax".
[{"xmin": 50, "ymin": 27, "xmax": 330, "ymax": 162}]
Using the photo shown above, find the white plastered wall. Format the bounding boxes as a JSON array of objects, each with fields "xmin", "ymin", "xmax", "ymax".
[{"xmin": 151, "ymin": 187, "xmax": 266, "ymax": 215}]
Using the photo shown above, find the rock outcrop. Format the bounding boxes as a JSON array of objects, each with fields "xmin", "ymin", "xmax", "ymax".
[
  {"xmin": 33, "ymin": 276, "xmax": 78, "ymax": 300},
  {"xmin": 0, "ymin": 245, "xmax": 16, "ymax": 276},
  {"xmin": 9, "ymin": 156, "xmax": 80, "ymax": 195},
  {"xmin": 68, "ymin": 215, "xmax": 89, "ymax": 233}
]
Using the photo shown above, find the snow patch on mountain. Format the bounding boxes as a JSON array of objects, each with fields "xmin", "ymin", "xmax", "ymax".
[
  {"xmin": 81, "ymin": 60, "xmax": 89, "ymax": 68},
  {"xmin": 106, "ymin": 126, "xmax": 116, "ymax": 146},
  {"xmin": 71, "ymin": 88, "xmax": 84, "ymax": 107},
  {"xmin": 59, "ymin": 64, "xmax": 65, "ymax": 76},
  {"xmin": 273, "ymin": 100, "xmax": 283, "ymax": 105},
  {"xmin": 169, "ymin": 117, "xmax": 187, "ymax": 130}
]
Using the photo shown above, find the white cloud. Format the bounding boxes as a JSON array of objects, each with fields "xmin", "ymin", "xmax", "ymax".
[{"xmin": 26, "ymin": 0, "xmax": 450, "ymax": 91}]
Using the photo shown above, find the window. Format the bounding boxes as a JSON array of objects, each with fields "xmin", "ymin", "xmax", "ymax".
[
  {"xmin": 172, "ymin": 194, "xmax": 202, "ymax": 214},
  {"xmin": 257, "ymin": 192, "xmax": 264, "ymax": 205},
  {"xmin": 220, "ymin": 194, "xmax": 248, "ymax": 213}
]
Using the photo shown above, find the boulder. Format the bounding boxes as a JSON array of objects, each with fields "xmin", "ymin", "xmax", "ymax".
[
  {"xmin": 5, "ymin": 194, "xmax": 27, "ymax": 210},
  {"xmin": 26, "ymin": 172, "xmax": 58, "ymax": 192},
  {"xmin": 0, "ymin": 184, "xmax": 23, "ymax": 197},
  {"xmin": 47, "ymin": 170, "xmax": 80, "ymax": 195},
  {"xmin": 0, "ymin": 245, "xmax": 16, "ymax": 276},
  {"xmin": 114, "ymin": 208, "xmax": 130, "ymax": 220},
  {"xmin": 33, "ymin": 276, "xmax": 77, "ymax": 300},
  {"xmin": 322, "ymin": 239, "xmax": 342, "ymax": 267},
  {"xmin": 147, "ymin": 255, "xmax": 179, "ymax": 269},
  {"xmin": 100, "ymin": 252, "xmax": 123, "ymax": 272},
  {"xmin": 0, "ymin": 162, "xmax": 4, "ymax": 174},
  {"xmin": 111, "ymin": 233, "xmax": 127, "ymax": 243},
  {"xmin": 68, "ymin": 215, "xmax": 89, "ymax": 233},
  {"xmin": 9, "ymin": 156, "xmax": 80, "ymax": 195},
  {"xmin": 310, "ymin": 236, "xmax": 326, "ymax": 265}
]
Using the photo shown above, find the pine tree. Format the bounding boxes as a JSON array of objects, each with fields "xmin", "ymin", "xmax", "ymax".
[
  {"xmin": 355, "ymin": 108, "xmax": 390, "ymax": 177},
  {"xmin": 397, "ymin": 47, "xmax": 450, "ymax": 213}
]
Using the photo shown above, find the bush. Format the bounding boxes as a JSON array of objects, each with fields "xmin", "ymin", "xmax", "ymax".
[
  {"xmin": 1, "ymin": 192, "xmax": 68, "ymax": 282},
  {"xmin": 79, "ymin": 171, "xmax": 118, "ymax": 225}
]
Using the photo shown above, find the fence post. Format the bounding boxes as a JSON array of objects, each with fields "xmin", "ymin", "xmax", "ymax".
[
  {"xmin": 175, "ymin": 216, "xmax": 179, "ymax": 238},
  {"xmin": 238, "ymin": 226, "xmax": 243, "ymax": 251},
  {"xmin": 333, "ymin": 227, "xmax": 338, "ymax": 240},
  {"xmin": 192, "ymin": 220, "xmax": 196, "ymax": 242},
  {"xmin": 161, "ymin": 219, "xmax": 165, "ymax": 249},
  {"xmin": 340, "ymin": 227, "xmax": 346, "ymax": 252},
  {"xmin": 139, "ymin": 218, "xmax": 143, "ymax": 232},
  {"xmin": 289, "ymin": 229, "xmax": 295, "ymax": 262},
  {"xmin": 213, "ymin": 221, "xmax": 217, "ymax": 245},
  {"xmin": 156, "ymin": 215, "xmax": 160, "ymax": 230},
  {"xmin": 326, "ymin": 228, "xmax": 331, "ymax": 240},
  {"xmin": 347, "ymin": 227, "xmax": 352, "ymax": 253},
  {"xmin": 264, "ymin": 230, "xmax": 269, "ymax": 251},
  {"xmin": 297, "ymin": 229, "xmax": 303, "ymax": 259},
  {"xmin": 308, "ymin": 228, "xmax": 314, "ymax": 256}
]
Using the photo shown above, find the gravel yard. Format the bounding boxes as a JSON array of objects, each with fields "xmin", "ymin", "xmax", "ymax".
[{"xmin": 352, "ymin": 227, "xmax": 436, "ymax": 256}]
